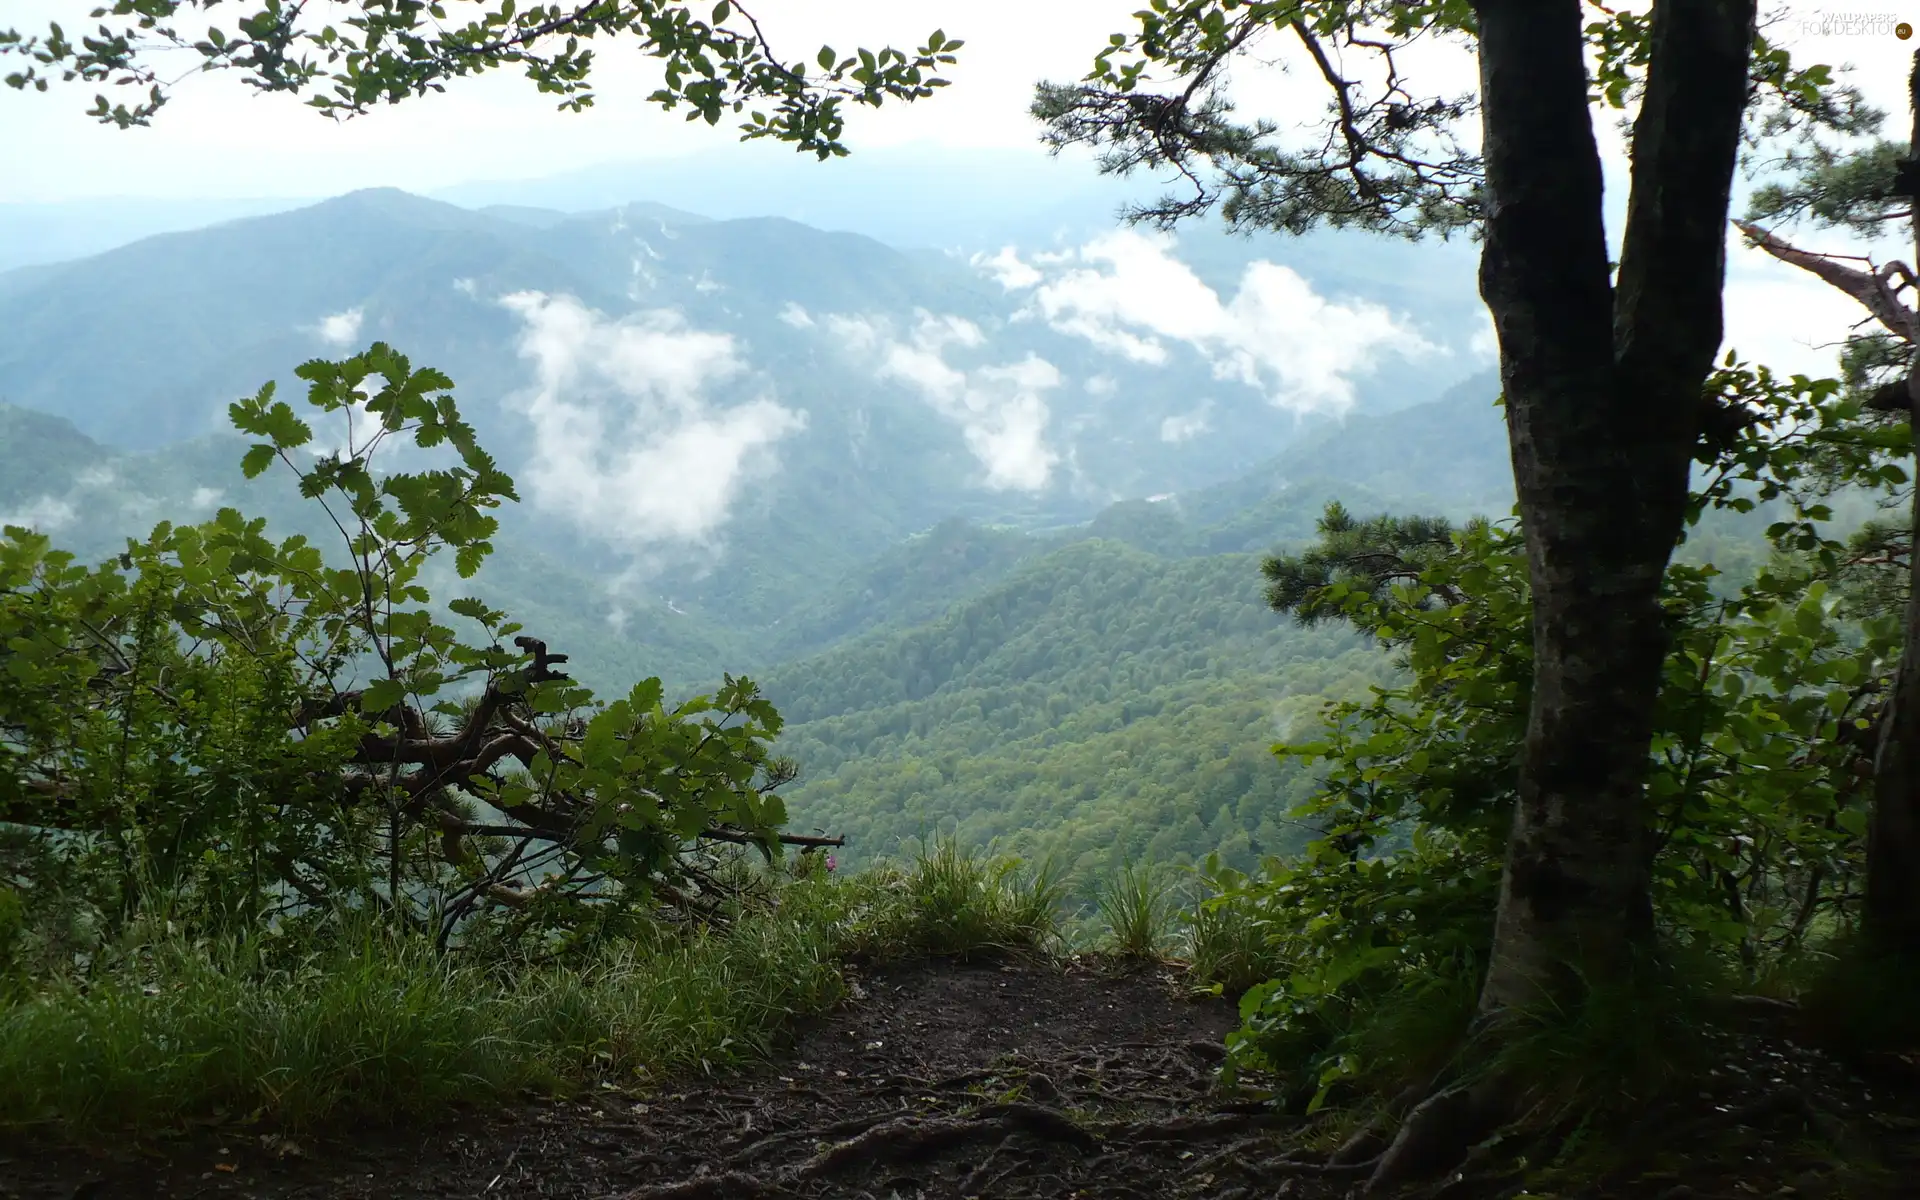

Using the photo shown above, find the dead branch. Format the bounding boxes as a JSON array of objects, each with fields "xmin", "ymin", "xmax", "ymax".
[
  {"xmin": 699, "ymin": 828, "xmax": 845, "ymax": 850},
  {"xmin": 1735, "ymin": 220, "xmax": 1920, "ymax": 343}
]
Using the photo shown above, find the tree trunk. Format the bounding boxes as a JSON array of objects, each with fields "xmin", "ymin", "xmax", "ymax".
[
  {"xmin": 1866, "ymin": 50, "xmax": 1920, "ymax": 952},
  {"xmin": 1472, "ymin": 0, "xmax": 1757, "ymax": 1012}
]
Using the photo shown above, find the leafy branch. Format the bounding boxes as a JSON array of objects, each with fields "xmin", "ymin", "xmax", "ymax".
[{"xmin": 1, "ymin": 0, "xmax": 961, "ymax": 157}]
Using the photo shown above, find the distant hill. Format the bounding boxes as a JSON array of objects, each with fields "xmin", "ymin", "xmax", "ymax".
[
  {"xmin": 1173, "ymin": 369, "xmax": 1510, "ymax": 530},
  {"xmin": 0, "ymin": 187, "xmax": 1493, "ymax": 635},
  {"xmin": 0, "ymin": 354, "xmax": 1509, "ymax": 700},
  {"xmin": 0, "ymin": 195, "xmax": 311, "ymax": 274}
]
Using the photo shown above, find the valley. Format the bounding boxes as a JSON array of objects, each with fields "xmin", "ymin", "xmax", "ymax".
[{"xmin": 0, "ymin": 188, "xmax": 1508, "ymax": 881}]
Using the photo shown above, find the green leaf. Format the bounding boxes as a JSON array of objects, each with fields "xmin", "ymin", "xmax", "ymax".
[
  {"xmin": 240, "ymin": 444, "xmax": 277, "ymax": 479},
  {"xmin": 360, "ymin": 678, "xmax": 407, "ymax": 714}
]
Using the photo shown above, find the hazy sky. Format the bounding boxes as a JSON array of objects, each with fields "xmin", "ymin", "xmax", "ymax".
[
  {"xmin": 4, "ymin": 2, "xmax": 1916, "ymax": 378},
  {"xmin": 5, "ymin": 0, "xmax": 1167, "ymax": 202},
  {"xmin": 5, "ymin": 2, "xmax": 1905, "ymax": 203}
]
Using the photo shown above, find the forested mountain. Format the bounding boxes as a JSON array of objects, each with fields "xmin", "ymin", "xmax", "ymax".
[
  {"xmin": 0, "ymin": 189, "xmax": 1498, "ymax": 641},
  {"xmin": 0, "ymin": 230, "xmax": 1830, "ymax": 893},
  {"xmin": 763, "ymin": 537, "xmax": 1395, "ymax": 875},
  {"xmin": 1, "ymin": 348, "xmax": 1509, "ymax": 882},
  {"xmin": 0, "ymin": 182, "xmax": 1528, "ymax": 898},
  {"xmin": 3, "ymin": 354, "xmax": 1510, "ymax": 664},
  {"xmin": 0, "ymin": 195, "xmax": 311, "ymax": 274}
]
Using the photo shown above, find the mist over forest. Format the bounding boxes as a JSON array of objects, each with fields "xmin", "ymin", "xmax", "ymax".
[{"xmin": 0, "ymin": 176, "xmax": 1514, "ymax": 876}]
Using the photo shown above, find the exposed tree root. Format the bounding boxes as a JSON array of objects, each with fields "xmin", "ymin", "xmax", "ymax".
[
  {"xmin": 1363, "ymin": 1079, "xmax": 1514, "ymax": 1195},
  {"xmin": 618, "ymin": 1101, "xmax": 1102, "ymax": 1197},
  {"xmin": 1176, "ymin": 1135, "xmax": 1275, "ymax": 1182},
  {"xmin": 624, "ymin": 1170, "xmax": 792, "ymax": 1199},
  {"xmin": 1256, "ymin": 1153, "xmax": 1381, "ymax": 1177},
  {"xmin": 725, "ymin": 1107, "xmax": 901, "ymax": 1161},
  {"xmin": 954, "ymin": 1133, "xmax": 1021, "ymax": 1196},
  {"xmin": 799, "ymin": 1100, "xmax": 1097, "ymax": 1177},
  {"xmin": 1114, "ymin": 1109, "xmax": 1291, "ymax": 1142}
]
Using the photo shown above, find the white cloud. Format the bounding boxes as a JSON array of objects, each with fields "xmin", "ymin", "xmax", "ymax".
[
  {"xmin": 1160, "ymin": 402, "xmax": 1213, "ymax": 444},
  {"xmin": 75, "ymin": 465, "xmax": 116, "ymax": 488},
  {"xmin": 987, "ymin": 230, "xmax": 1438, "ymax": 414},
  {"xmin": 826, "ymin": 310, "xmax": 1061, "ymax": 491},
  {"xmin": 976, "ymin": 245, "xmax": 1042, "ymax": 290},
  {"xmin": 778, "ymin": 302, "xmax": 815, "ymax": 329},
  {"xmin": 1085, "ymin": 374, "xmax": 1117, "ymax": 397},
  {"xmin": 1, "ymin": 496, "xmax": 76, "ymax": 532},
  {"xmin": 1468, "ymin": 320, "xmax": 1499, "ymax": 361},
  {"xmin": 500, "ymin": 291, "xmax": 806, "ymax": 547},
  {"xmin": 313, "ymin": 307, "xmax": 364, "ymax": 347},
  {"xmin": 190, "ymin": 486, "xmax": 224, "ymax": 511}
]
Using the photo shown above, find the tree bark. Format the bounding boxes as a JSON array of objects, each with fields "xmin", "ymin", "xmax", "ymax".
[
  {"xmin": 1472, "ymin": 0, "xmax": 1757, "ymax": 1011},
  {"xmin": 1866, "ymin": 50, "xmax": 1920, "ymax": 953}
]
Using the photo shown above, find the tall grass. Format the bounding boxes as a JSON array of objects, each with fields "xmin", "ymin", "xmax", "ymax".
[
  {"xmin": 1097, "ymin": 857, "xmax": 1179, "ymax": 959},
  {"xmin": 0, "ymin": 843, "xmax": 1062, "ymax": 1141},
  {"xmin": 841, "ymin": 835, "xmax": 1067, "ymax": 958}
]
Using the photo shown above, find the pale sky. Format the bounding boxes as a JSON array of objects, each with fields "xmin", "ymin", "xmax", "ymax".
[
  {"xmin": 3, "ymin": 1, "xmax": 1917, "ymax": 379},
  {"xmin": 4, "ymin": 1, "xmax": 1905, "ymax": 203},
  {"xmin": 4, "ymin": 0, "xmax": 1165, "ymax": 201}
]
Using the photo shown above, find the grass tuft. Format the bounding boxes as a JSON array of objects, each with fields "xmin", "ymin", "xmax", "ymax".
[
  {"xmin": 1096, "ymin": 857, "xmax": 1178, "ymax": 959},
  {"xmin": 839, "ymin": 835, "xmax": 1065, "ymax": 959}
]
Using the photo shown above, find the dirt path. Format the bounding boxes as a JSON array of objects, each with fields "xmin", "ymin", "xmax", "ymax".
[
  {"xmin": 5, "ymin": 956, "xmax": 1331, "ymax": 1200},
  {"xmin": 8, "ymin": 956, "xmax": 1919, "ymax": 1200}
]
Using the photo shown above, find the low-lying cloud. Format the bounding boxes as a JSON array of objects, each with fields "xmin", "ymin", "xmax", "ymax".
[
  {"xmin": 0, "ymin": 495, "xmax": 76, "ymax": 533},
  {"xmin": 980, "ymin": 231, "xmax": 1434, "ymax": 414},
  {"xmin": 500, "ymin": 291, "xmax": 805, "ymax": 548},
  {"xmin": 1160, "ymin": 402, "xmax": 1213, "ymax": 444},
  {"xmin": 313, "ymin": 307, "xmax": 364, "ymax": 348},
  {"xmin": 827, "ymin": 311, "xmax": 1061, "ymax": 492}
]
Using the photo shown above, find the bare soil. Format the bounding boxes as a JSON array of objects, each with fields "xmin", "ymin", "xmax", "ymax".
[{"xmin": 4, "ymin": 955, "xmax": 1917, "ymax": 1200}]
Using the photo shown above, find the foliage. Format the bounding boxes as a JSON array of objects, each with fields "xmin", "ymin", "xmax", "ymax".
[
  {"xmin": 1203, "ymin": 357, "xmax": 1909, "ymax": 1111},
  {"xmin": 1032, "ymin": 0, "xmax": 1871, "ymax": 237},
  {"xmin": 1745, "ymin": 139, "xmax": 1909, "ymax": 234},
  {"xmin": 1261, "ymin": 500, "xmax": 1470, "ymax": 627},
  {"xmin": 1, "ymin": 1, "xmax": 959, "ymax": 155},
  {"xmin": 1180, "ymin": 856, "xmax": 1285, "ymax": 997},
  {"xmin": 0, "ymin": 344, "xmax": 797, "ymax": 967}
]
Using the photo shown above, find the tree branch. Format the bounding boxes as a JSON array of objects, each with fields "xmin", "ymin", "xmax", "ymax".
[{"xmin": 1735, "ymin": 219, "xmax": 1920, "ymax": 343}]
